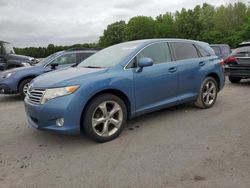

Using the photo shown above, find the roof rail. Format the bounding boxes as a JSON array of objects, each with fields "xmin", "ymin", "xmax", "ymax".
[{"xmin": 65, "ymin": 48, "xmax": 102, "ymax": 51}]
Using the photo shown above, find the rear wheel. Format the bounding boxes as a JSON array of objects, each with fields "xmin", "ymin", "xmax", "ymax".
[
  {"xmin": 228, "ymin": 76, "xmax": 241, "ymax": 84},
  {"xmin": 19, "ymin": 78, "xmax": 33, "ymax": 99},
  {"xmin": 83, "ymin": 94, "xmax": 127, "ymax": 142},
  {"xmin": 195, "ymin": 77, "xmax": 218, "ymax": 109}
]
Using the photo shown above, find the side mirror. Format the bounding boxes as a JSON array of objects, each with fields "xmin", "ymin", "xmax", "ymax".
[
  {"xmin": 50, "ymin": 63, "xmax": 59, "ymax": 69},
  {"xmin": 137, "ymin": 57, "xmax": 153, "ymax": 72}
]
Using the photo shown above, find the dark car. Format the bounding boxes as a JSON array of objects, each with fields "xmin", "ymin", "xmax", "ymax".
[
  {"xmin": 0, "ymin": 49, "xmax": 97, "ymax": 98},
  {"xmin": 224, "ymin": 41, "xmax": 250, "ymax": 83},
  {"xmin": 210, "ymin": 44, "xmax": 231, "ymax": 60},
  {"xmin": 0, "ymin": 41, "xmax": 37, "ymax": 71}
]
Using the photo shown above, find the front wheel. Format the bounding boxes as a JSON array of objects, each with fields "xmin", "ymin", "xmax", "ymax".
[
  {"xmin": 228, "ymin": 76, "xmax": 241, "ymax": 84},
  {"xmin": 83, "ymin": 94, "xmax": 127, "ymax": 142},
  {"xmin": 195, "ymin": 77, "xmax": 218, "ymax": 109},
  {"xmin": 19, "ymin": 78, "xmax": 33, "ymax": 99}
]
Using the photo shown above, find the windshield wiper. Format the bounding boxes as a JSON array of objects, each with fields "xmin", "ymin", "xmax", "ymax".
[{"xmin": 83, "ymin": 66, "xmax": 102, "ymax": 68}]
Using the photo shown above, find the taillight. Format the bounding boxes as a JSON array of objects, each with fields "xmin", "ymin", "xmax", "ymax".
[
  {"xmin": 219, "ymin": 59, "xmax": 225, "ymax": 66},
  {"xmin": 225, "ymin": 56, "xmax": 237, "ymax": 63}
]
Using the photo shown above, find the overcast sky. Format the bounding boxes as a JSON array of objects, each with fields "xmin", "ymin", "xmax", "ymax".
[{"xmin": 0, "ymin": 0, "xmax": 247, "ymax": 47}]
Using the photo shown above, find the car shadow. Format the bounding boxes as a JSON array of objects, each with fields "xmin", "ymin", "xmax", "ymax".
[
  {"xmin": 0, "ymin": 95, "xmax": 22, "ymax": 103},
  {"xmin": 30, "ymin": 102, "xmax": 197, "ymax": 147}
]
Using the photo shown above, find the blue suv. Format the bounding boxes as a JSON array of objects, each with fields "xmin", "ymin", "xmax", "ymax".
[
  {"xmin": 24, "ymin": 39, "xmax": 225, "ymax": 142},
  {"xmin": 0, "ymin": 49, "xmax": 97, "ymax": 98}
]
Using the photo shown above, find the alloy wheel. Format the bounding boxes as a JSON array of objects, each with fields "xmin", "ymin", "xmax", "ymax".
[
  {"xmin": 202, "ymin": 81, "xmax": 216, "ymax": 105},
  {"xmin": 23, "ymin": 83, "xmax": 29, "ymax": 95},
  {"xmin": 92, "ymin": 101, "xmax": 123, "ymax": 137}
]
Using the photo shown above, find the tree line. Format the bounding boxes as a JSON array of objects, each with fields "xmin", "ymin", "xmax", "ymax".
[{"xmin": 15, "ymin": 2, "xmax": 250, "ymax": 58}]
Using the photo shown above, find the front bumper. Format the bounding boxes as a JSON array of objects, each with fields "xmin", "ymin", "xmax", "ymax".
[
  {"xmin": 24, "ymin": 93, "xmax": 86, "ymax": 134},
  {"xmin": 0, "ymin": 78, "xmax": 18, "ymax": 94},
  {"xmin": 225, "ymin": 65, "xmax": 250, "ymax": 78}
]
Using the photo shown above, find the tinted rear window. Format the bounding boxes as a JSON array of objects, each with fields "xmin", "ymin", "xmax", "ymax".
[
  {"xmin": 221, "ymin": 46, "xmax": 231, "ymax": 55},
  {"xmin": 211, "ymin": 46, "xmax": 221, "ymax": 56},
  {"xmin": 171, "ymin": 42, "xmax": 199, "ymax": 60},
  {"xmin": 232, "ymin": 46, "xmax": 250, "ymax": 56}
]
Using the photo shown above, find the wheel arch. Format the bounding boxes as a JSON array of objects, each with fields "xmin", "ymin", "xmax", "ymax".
[
  {"xmin": 206, "ymin": 72, "xmax": 220, "ymax": 89},
  {"xmin": 17, "ymin": 76, "xmax": 36, "ymax": 90},
  {"xmin": 80, "ymin": 88, "xmax": 132, "ymax": 132}
]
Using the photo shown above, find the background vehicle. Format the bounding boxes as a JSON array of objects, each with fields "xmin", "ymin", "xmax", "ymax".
[
  {"xmin": 0, "ymin": 49, "xmax": 97, "ymax": 98},
  {"xmin": 24, "ymin": 39, "xmax": 225, "ymax": 142},
  {"xmin": 0, "ymin": 41, "xmax": 36, "ymax": 71},
  {"xmin": 224, "ymin": 41, "xmax": 250, "ymax": 83},
  {"xmin": 210, "ymin": 44, "xmax": 231, "ymax": 59}
]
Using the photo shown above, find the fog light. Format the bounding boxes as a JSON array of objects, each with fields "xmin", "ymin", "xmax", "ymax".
[{"xmin": 56, "ymin": 118, "xmax": 64, "ymax": 127}]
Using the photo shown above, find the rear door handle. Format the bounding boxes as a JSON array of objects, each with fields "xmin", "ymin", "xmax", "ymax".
[
  {"xmin": 199, "ymin": 61, "xmax": 205, "ymax": 66},
  {"xmin": 168, "ymin": 67, "xmax": 177, "ymax": 73}
]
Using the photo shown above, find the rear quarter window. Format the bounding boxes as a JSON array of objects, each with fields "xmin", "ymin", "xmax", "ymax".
[
  {"xmin": 195, "ymin": 45, "xmax": 211, "ymax": 57},
  {"xmin": 171, "ymin": 42, "xmax": 199, "ymax": 60}
]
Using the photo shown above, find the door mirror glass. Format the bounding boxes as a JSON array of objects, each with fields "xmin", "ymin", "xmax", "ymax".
[{"xmin": 138, "ymin": 57, "xmax": 153, "ymax": 68}]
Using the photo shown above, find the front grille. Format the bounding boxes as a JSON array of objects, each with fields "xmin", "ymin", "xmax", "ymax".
[{"xmin": 27, "ymin": 88, "xmax": 45, "ymax": 105}]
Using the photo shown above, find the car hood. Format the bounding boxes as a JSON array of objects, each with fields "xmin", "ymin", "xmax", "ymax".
[
  {"xmin": 7, "ymin": 54, "xmax": 34, "ymax": 62},
  {"xmin": 31, "ymin": 67, "xmax": 107, "ymax": 88}
]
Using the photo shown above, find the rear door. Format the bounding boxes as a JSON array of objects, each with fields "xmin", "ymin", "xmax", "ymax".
[{"xmin": 170, "ymin": 42, "xmax": 205, "ymax": 100}]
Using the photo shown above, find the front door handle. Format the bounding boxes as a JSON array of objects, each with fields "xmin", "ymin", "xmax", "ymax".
[
  {"xmin": 199, "ymin": 61, "xmax": 205, "ymax": 66},
  {"xmin": 168, "ymin": 67, "xmax": 177, "ymax": 73}
]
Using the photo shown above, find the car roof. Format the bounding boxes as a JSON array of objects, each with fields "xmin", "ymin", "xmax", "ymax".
[
  {"xmin": 210, "ymin": 44, "xmax": 230, "ymax": 47},
  {"xmin": 238, "ymin": 41, "xmax": 250, "ymax": 47},
  {"xmin": 128, "ymin": 38, "xmax": 208, "ymax": 45},
  {"xmin": 65, "ymin": 48, "xmax": 100, "ymax": 53}
]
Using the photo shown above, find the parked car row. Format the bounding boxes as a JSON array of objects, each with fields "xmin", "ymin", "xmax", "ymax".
[
  {"xmin": 1, "ymin": 38, "xmax": 249, "ymax": 142},
  {"xmin": 0, "ymin": 41, "xmax": 37, "ymax": 71},
  {"xmin": 0, "ymin": 48, "xmax": 97, "ymax": 98}
]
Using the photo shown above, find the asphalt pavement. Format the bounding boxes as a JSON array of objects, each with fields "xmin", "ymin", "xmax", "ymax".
[{"xmin": 0, "ymin": 79, "xmax": 250, "ymax": 188}]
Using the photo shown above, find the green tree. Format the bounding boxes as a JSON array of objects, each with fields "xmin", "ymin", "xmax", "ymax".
[
  {"xmin": 155, "ymin": 13, "xmax": 175, "ymax": 38},
  {"xmin": 124, "ymin": 16, "xmax": 157, "ymax": 41},
  {"xmin": 99, "ymin": 21, "xmax": 126, "ymax": 47}
]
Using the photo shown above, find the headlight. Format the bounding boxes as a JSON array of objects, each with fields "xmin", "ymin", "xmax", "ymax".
[
  {"xmin": 0, "ymin": 72, "xmax": 15, "ymax": 79},
  {"xmin": 21, "ymin": 62, "xmax": 31, "ymax": 67},
  {"xmin": 41, "ymin": 85, "xmax": 80, "ymax": 104}
]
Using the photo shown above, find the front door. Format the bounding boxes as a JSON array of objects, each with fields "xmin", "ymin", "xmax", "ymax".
[{"xmin": 133, "ymin": 42, "xmax": 178, "ymax": 115}]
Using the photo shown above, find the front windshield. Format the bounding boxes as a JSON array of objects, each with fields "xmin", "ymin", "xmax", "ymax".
[
  {"xmin": 3, "ymin": 43, "xmax": 15, "ymax": 54},
  {"xmin": 78, "ymin": 41, "xmax": 142, "ymax": 68},
  {"xmin": 37, "ymin": 51, "xmax": 63, "ymax": 66}
]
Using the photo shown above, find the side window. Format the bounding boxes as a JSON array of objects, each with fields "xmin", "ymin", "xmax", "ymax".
[
  {"xmin": 77, "ymin": 52, "xmax": 93, "ymax": 63},
  {"xmin": 196, "ymin": 45, "xmax": 211, "ymax": 57},
  {"xmin": 137, "ymin": 43, "xmax": 171, "ymax": 64},
  {"xmin": 171, "ymin": 42, "xmax": 199, "ymax": 60},
  {"xmin": 221, "ymin": 46, "xmax": 231, "ymax": 55},
  {"xmin": 51, "ymin": 53, "xmax": 76, "ymax": 65},
  {"xmin": 211, "ymin": 46, "xmax": 221, "ymax": 56}
]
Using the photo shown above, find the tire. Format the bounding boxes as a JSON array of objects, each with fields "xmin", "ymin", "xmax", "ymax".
[
  {"xmin": 83, "ymin": 94, "xmax": 127, "ymax": 142},
  {"xmin": 195, "ymin": 77, "xmax": 218, "ymax": 109},
  {"xmin": 228, "ymin": 76, "xmax": 241, "ymax": 84},
  {"xmin": 19, "ymin": 78, "xmax": 33, "ymax": 99}
]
